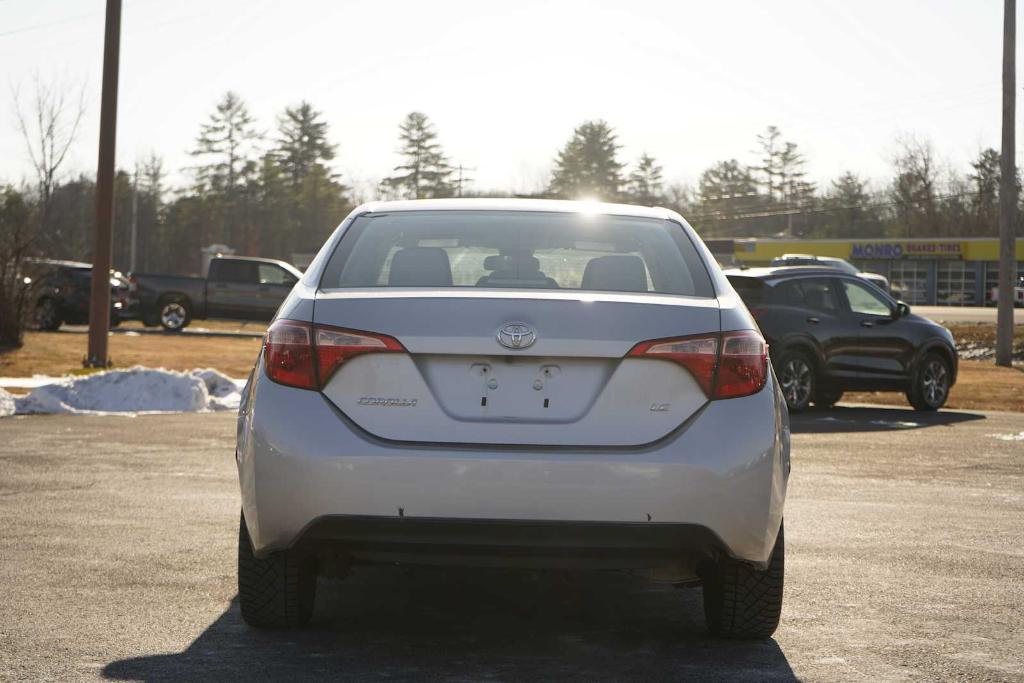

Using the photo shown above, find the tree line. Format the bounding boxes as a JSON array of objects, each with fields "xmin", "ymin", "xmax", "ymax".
[{"xmin": 3, "ymin": 87, "xmax": 1022, "ymax": 284}]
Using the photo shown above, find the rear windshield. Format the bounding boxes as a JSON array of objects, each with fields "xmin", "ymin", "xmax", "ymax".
[{"xmin": 320, "ymin": 210, "xmax": 714, "ymax": 297}]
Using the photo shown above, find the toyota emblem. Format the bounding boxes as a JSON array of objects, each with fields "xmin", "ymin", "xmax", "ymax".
[{"xmin": 496, "ymin": 322, "xmax": 536, "ymax": 350}]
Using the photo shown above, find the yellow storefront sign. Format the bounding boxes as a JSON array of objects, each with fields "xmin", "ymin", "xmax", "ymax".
[{"xmin": 735, "ymin": 238, "xmax": 1022, "ymax": 264}]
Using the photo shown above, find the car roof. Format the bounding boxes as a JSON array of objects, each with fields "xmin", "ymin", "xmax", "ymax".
[
  {"xmin": 724, "ymin": 266, "xmax": 851, "ymax": 282},
  {"xmin": 212, "ymin": 255, "xmax": 293, "ymax": 266},
  {"xmin": 27, "ymin": 258, "xmax": 92, "ymax": 270},
  {"xmin": 775, "ymin": 254, "xmax": 843, "ymax": 263},
  {"xmin": 352, "ymin": 197, "xmax": 678, "ymax": 220}
]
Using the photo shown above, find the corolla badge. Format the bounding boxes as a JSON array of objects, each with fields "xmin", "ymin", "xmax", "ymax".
[{"xmin": 496, "ymin": 322, "xmax": 536, "ymax": 350}]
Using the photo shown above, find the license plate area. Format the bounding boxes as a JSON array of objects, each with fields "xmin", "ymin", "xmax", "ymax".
[{"xmin": 416, "ymin": 355, "xmax": 616, "ymax": 422}]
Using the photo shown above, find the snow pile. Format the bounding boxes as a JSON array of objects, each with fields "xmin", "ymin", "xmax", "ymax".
[
  {"xmin": 4, "ymin": 367, "xmax": 243, "ymax": 416},
  {"xmin": 0, "ymin": 388, "xmax": 15, "ymax": 418},
  {"xmin": 191, "ymin": 368, "xmax": 243, "ymax": 411}
]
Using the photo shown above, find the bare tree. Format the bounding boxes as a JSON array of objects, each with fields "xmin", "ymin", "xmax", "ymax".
[
  {"xmin": 11, "ymin": 75, "xmax": 87, "ymax": 224},
  {"xmin": 0, "ymin": 188, "xmax": 38, "ymax": 348}
]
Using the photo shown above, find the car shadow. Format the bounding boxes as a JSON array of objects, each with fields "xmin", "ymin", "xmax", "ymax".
[
  {"xmin": 102, "ymin": 565, "xmax": 796, "ymax": 682},
  {"xmin": 790, "ymin": 404, "xmax": 986, "ymax": 434}
]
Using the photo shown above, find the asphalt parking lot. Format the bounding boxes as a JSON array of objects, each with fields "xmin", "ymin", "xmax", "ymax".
[{"xmin": 1, "ymin": 407, "xmax": 1022, "ymax": 681}]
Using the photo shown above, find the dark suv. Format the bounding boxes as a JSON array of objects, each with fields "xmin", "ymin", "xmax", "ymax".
[
  {"xmin": 25, "ymin": 259, "xmax": 131, "ymax": 331},
  {"xmin": 727, "ymin": 267, "xmax": 957, "ymax": 412}
]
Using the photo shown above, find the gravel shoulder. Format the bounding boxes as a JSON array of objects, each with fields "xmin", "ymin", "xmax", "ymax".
[{"xmin": 0, "ymin": 408, "xmax": 1022, "ymax": 681}]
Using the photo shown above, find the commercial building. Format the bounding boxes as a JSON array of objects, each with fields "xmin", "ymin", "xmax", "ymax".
[{"xmin": 721, "ymin": 237, "xmax": 1023, "ymax": 306}]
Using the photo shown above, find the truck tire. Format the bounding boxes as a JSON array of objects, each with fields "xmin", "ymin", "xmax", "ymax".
[
  {"xmin": 702, "ymin": 522, "xmax": 784, "ymax": 639},
  {"xmin": 238, "ymin": 513, "xmax": 316, "ymax": 629},
  {"xmin": 158, "ymin": 297, "xmax": 191, "ymax": 332},
  {"xmin": 906, "ymin": 352, "xmax": 951, "ymax": 411}
]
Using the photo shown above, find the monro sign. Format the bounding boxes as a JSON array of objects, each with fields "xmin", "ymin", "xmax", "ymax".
[{"xmin": 851, "ymin": 242, "xmax": 963, "ymax": 260}]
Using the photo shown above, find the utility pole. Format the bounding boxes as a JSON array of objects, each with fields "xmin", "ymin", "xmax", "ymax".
[
  {"xmin": 129, "ymin": 164, "xmax": 138, "ymax": 273},
  {"xmin": 997, "ymin": 0, "xmax": 1017, "ymax": 367},
  {"xmin": 455, "ymin": 164, "xmax": 475, "ymax": 198},
  {"xmin": 86, "ymin": 0, "xmax": 122, "ymax": 368}
]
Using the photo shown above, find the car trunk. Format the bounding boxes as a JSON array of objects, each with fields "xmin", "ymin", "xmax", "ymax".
[{"xmin": 314, "ymin": 290, "xmax": 721, "ymax": 447}]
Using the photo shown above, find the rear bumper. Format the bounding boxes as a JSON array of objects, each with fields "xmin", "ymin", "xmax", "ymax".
[
  {"xmin": 296, "ymin": 515, "xmax": 726, "ymax": 571},
  {"xmin": 237, "ymin": 361, "xmax": 790, "ymax": 567}
]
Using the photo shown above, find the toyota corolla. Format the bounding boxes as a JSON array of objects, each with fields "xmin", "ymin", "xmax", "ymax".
[{"xmin": 236, "ymin": 198, "xmax": 790, "ymax": 638}]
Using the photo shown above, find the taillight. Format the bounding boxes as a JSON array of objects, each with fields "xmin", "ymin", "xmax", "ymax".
[
  {"xmin": 715, "ymin": 331, "xmax": 769, "ymax": 399},
  {"xmin": 263, "ymin": 319, "xmax": 404, "ymax": 390},
  {"xmin": 627, "ymin": 330, "xmax": 767, "ymax": 400},
  {"xmin": 264, "ymin": 320, "xmax": 317, "ymax": 389}
]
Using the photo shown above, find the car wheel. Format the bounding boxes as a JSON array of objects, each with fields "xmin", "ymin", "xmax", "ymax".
[
  {"xmin": 34, "ymin": 298, "xmax": 62, "ymax": 331},
  {"xmin": 813, "ymin": 388, "xmax": 843, "ymax": 409},
  {"xmin": 237, "ymin": 512, "xmax": 316, "ymax": 628},
  {"xmin": 702, "ymin": 522, "xmax": 784, "ymax": 639},
  {"xmin": 777, "ymin": 351, "xmax": 815, "ymax": 413},
  {"xmin": 907, "ymin": 353, "xmax": 951, "ymax": 411},
  {"xmin": 159, "ymin": 298, "xmax": 190, "ymax": 332}
]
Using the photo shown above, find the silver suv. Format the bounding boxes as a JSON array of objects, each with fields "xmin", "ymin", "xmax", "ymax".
[
  {"xmin": 236, "ymin": 199, "xmax": 790, "ymax": 639},
  {"xmin": 770, "ymin": 253, "xmax": 890, "ymax": 293}
]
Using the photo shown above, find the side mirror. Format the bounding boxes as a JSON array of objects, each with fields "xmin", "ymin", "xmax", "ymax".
[{"xmin": 895, "ymin": 301, "xmax": 911, "ymax": 318}]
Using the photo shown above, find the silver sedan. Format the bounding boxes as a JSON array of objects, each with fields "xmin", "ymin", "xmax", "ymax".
[{"xmin": 236, "ymin": 198, "xmax": 790, "ymax": 639}]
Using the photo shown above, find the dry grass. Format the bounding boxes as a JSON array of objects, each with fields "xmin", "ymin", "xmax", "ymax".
[
  {"xmin": 846, "ymin": 360, "xmax": 1024, "ymax": 413},
  {"xmin": 2, "ymin": 321, "xmax": 1023, "ymax": 412},
  {"xmin": 0, "ymin": 331, "xmax": 262, "ymax": 379}
]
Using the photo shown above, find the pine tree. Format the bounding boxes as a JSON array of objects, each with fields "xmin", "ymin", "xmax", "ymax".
[
  {"xmin": 190, "ymin": 91, "xmax": 261, "ymax": 194},
  {"xmin": 696, "ymin": 160, "xmax": 760, "ymax": 235},
  {"xmin": 275, "ymin": 102, "xmax": 336, "ymax": 187},
  {"xmin": 777, "ymin": 141, "xmax": 815, "ymax": 210},
  {"xmin": 969, "ymin": 148, "xmax": 1001, "ymax": 235},
  {"xmin": 698, "ymin": 160, "xmax": 758, "ymax": 211},
  {"xmin": 382, "ymin": 112, "xmax": 453, "ymax": 199},
  {"xmin": 189, "ymin": 92, "xmax": 262, "ymax": 249},
  {"xmin": 821, "ymin": 171, "xmax": 879, "ymax": 237},
  {"xmin": 625, "ymin": 153, "xmax": 664, "ymax": 205},
  {"xmin": 549, "ymin": 120, "xmax": 625, "ymax": 200},
  {"xmin": 753, "ymin": 125, "xmax": 783, "ymax": 202}
]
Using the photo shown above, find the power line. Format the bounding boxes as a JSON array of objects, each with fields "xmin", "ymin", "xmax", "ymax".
[
  {"xmin": 687, "ymin": 189, "xmax": 983, "ymax": 226},
  {"xmin": 0, "ymin": 11, "xmax": 101, "ymax": 38}
]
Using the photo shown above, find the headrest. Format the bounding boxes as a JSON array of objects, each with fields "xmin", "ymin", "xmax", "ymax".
[
  {"xmin": 581, "ymin": 255, "xmax": 647, "ymax": 293},
  {"xmin": 387, "ymin": 247, "xmax": 453, "ymax": 287}
]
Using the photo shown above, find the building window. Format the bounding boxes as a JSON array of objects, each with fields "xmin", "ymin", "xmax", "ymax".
[
  {"xmin": 936, "ymin": 261, "xmax": 976, "ymax": 306},
  {"xmin": 889, "ymin": 261, "xmax": 929, "ymax": 304}
]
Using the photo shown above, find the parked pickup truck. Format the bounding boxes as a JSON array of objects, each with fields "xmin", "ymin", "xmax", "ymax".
[
  {"xmin": 991, "ymin": 276, "xmax": 1024, "ymax": 307},
  {"xmin": 130, "ymin": 256, "xmax": 302, "ymax": 331}
]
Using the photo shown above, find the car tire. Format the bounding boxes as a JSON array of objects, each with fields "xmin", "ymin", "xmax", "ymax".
[
  {"xmin": 158, "ymin": 297, "xmax": 190, "ymax": 332},
  {"xmin": 34, "ymin": 298, "xmax": 62, "ymax": 331},
  {"xmin": 237, "ymin": 512, "xmax": 316, "ymax": 629},
  {"xmin": 813, "ymin": 389, "xmax": 843, "ymax": 409},
  {"xmin": 702, "ymin": 522, "xmax": 784, "ymax": 640},
  {"xmin": 906, "ymin": 352, "xmax": 951, "ymax": 411},
  {"xmin": 777, "ymin": 350, "xmax": 815, "ymax": 413}
]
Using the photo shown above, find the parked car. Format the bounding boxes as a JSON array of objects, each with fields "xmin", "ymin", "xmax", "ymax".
[
  {"xmin": 726, "ymin": 266, "xmax": 957, "ymax": 412},
  {"xmin": 990, "ymin": 276, "xmax": 1024, "ymax": 307},
  {"xmin": 130, "ymin": 256, "xmax": 302, "ymax": 331},
  {"xmin": 769, "ymin": 254, "xmax": 890, "ymax": 293},
  {"xmin": 236, "ymin": 199, "xmax": 790, "ymax": 638},
  {"xmin": 24, "ymin": 259, "xmax": 130, "ymax": 331}
]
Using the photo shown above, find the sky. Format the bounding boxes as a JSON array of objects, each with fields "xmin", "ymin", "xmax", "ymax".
[{"xmin": 0, "ymin": 0, "xmax": 1017, "ymax": 199}]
